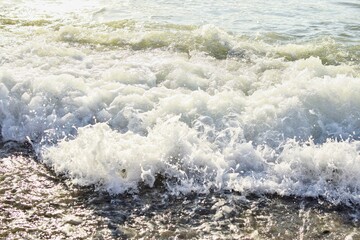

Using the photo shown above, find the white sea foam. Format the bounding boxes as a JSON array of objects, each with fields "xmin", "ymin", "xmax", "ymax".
[
  {"xmin": 1, "ymin": 6, "xmax": 360, "ymax": 205},
  {"xmin": 37, "ymin": 54, "xmax": 360, "ymax": 204}
]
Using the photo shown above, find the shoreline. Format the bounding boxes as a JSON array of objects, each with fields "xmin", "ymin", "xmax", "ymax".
[{"xmin": 1, "ymin": 153, "xmax": 359, "ymax": 239}]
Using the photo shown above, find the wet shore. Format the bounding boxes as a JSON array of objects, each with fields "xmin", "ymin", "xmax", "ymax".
[{"xmin": 1, "ymin": 143, "xmax": 359, "ymax": 239}]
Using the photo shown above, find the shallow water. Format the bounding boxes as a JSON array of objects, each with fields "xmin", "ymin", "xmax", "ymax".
[
  {"xmin": 1, "ymin": 0, "xmax": 360, "ymax": 239},
  {"xmin": 1, "ymin": 148, "xmax": 360, "ymax": 239}
]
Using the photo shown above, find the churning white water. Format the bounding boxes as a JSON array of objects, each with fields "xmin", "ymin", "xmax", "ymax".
[{"xmin": 1, "ymin": 0, "xmax": 360, "ymax": 207}]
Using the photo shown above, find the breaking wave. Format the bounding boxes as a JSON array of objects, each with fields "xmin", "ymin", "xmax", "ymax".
[{"xmin": 1, "ymin": 17, "xmax": 360, "ymax": 206}]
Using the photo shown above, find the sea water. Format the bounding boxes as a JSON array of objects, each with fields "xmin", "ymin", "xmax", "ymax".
[{"xmin": 1, "ymin": 0, "xmax": 360, "ymax": 239}]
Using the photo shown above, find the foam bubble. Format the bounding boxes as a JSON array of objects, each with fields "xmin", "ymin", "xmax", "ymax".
[
  {"xmin": 42, "ymin": 118, "xmax": 226, "ymax": 194},
  {"xmin": 1, "ymin": 15, "xmax": 360, "ymax": 204}
]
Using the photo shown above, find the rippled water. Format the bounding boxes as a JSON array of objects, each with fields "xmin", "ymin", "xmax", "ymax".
[
  {"xmin": 2, "ymin": 0, "xmax": 359, "ymax": 39},
  {"xmin": 1, "ymin": 0, "xmax": 360, "ymax": 239}
]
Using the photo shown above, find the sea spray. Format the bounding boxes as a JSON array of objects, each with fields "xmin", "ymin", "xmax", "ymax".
[
  {"xmin": 2, "ymin": 1, "xmax": 360, "ymax": 238},
  {"xmin": 1, "ymin": 31, "xmax": 360, "ymax": 205},
  {"xmin": 0, "ymin": 0, "xmax": 360, "ymax": 206}
]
